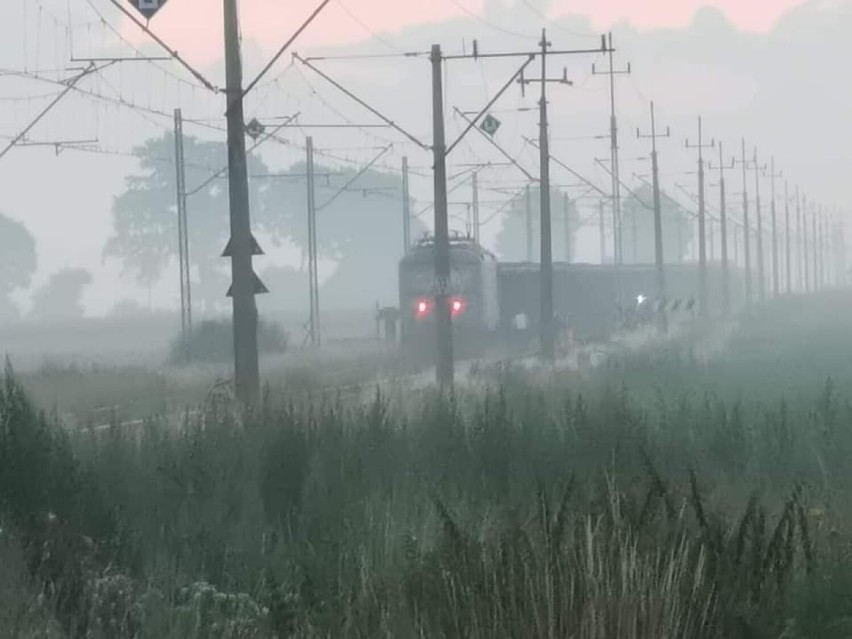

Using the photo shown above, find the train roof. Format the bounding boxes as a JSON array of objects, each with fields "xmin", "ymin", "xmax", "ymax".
[
  {"xmin": 497, "ymin": 261, "xmax": 740, "ymax": 274},
  {"xmin": 401, "ymin": 233, "xmax": 497, "ymax": 265}
]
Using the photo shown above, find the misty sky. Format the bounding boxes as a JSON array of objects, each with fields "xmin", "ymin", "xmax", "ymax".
[
  {"xmin": 0, "ymin": 0, "xmax": 848, "ymax": 316},
  {"xmin": 120, "ymin": 0, "xmax": 809, "ymax": 61}
]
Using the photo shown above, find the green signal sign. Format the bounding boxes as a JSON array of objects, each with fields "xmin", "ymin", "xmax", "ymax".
[
  {"xmin": 480, "ymin": 114, "xmax": 501, "ymax": 137},
  {"xmin": 129, "ymin": 0, "xmax": 168, "ymax": 20}
]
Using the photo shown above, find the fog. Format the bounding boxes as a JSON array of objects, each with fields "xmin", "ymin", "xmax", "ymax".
[
  {"xmin": 3, "ymin": 2, "xmax": 852, "ymax": 636},
  {"xmin": 0, "ymin": 0, "xmax": 849, "ymax": 327}
]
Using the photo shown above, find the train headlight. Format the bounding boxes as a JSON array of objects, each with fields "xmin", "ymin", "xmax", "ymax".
[
  {"xmin": 636, "ymin": 294, "xmax": 647, "ymax": 306},
  {"xmin": 450, "ymin": 296, "xmax": 467, "ymax": 317}
]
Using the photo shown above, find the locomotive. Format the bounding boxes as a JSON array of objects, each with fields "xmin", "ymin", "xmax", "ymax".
[
  {"xmin": 399, "ymin": 234, "xmax": 500, "ymax": 359},
  {"xmin": 399, "ymin": 234, "xmax": 743, "ymax": 356}
]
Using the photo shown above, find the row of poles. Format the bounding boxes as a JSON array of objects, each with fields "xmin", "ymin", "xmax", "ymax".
[{"xmin": 164, "ymin": 2, "xmax": 843, "ymax": 402}]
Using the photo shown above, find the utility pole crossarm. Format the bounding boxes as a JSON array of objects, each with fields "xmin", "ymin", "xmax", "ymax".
[
  {"xmin": 107, "ymin": 0, "xmax": 218, "ymax": 92},
  {"xmin": 457, "ymin": 109, "xmax": 536, "ymax": 181},
  {"xmin": 441, "ymin": 37, "xmax": 611, "ymax": 61},
  {"xmin": 446, "ymin": 55, "xmax": 536, "ymax": 156},
  {"xmin": 530, "ymin": 140, "xmax": 607, "ymax": 198},
  {"xmin": 243, "ymin": 0, "xmax": 332, "ymax": 96},
  {"xmin": 186, "ymin": 112, "xmax": 300, "ymax": 197},
  {"xmin": 293, "ymin": 53, "xmax": 430, "ymax": 151},
  {"xmin": 0, "ymin": 61, "xmax": 102, "ymax": 162},
  {"xmin": 316, "ymin": 145, "xmax": 393, "ymax": 211}
]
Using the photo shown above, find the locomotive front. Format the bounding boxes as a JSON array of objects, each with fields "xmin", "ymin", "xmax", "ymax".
[{"xmin": 399, "ymin": 236, "xmax": 499, "ymax": 360}]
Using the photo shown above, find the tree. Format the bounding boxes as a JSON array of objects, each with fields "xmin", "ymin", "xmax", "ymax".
[
  {"xmin": 257, "ymin": 265, "xmax": 309, "ymax": 316},
  {"xmin": 260, "ymin": 162, "xmax": 426, "ymax": 309},
  {"xmin": 495, "ymin": 186, "xmax": 579, "ymax": 263},
  {"xmin": 30, "ymin": 268, "xmax": 92, "ymax": 321},
  {"xmin": 620, "ymin": 185, "xmax": 693, "ymax": 264},
  {"xmin": 107, "ymin": 298, "xmax": 147, "ymax": 318},
  {"xmin": 0, "ymin": 213, "xmax": 37, "ymax": 321},
  {"xmin": 104, "ymin": 133, "xmax": 271, "ymax": 315}
]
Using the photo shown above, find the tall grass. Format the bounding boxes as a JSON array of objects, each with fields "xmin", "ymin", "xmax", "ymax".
[{"xmin": 3, "ymin": 291, "xmax": 852, "ymax": 637}]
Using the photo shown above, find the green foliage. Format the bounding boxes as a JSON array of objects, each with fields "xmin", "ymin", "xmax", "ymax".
[
  {"xmin": 168, "ymin": 318, "xmax": 288, "ymax": 364},
  {"xmin": 103, "ymin": 133, "xmax": 270, "ymax": 314},
  {"xmin": 7, "ymin": 292, "xmax": 852, "ymax": 635},
  {"xmin": 6, "ymin": 379, "xmax": 837, "ymax": 637},
  {"xmin": 261, "ymin": 161, "xmax": 425, "ymax": 263},
  {"xmin": 30, "ymin": 268, "xmax": 93, "ymax": 322},
  {"xmin": 0, "ymin": 360, "xmax": 122, "ymax": 637},
  {"xmin": 260, "ymin": 161, "xmax": 427, "ymax": 308},
  {"xmin": 0, "ymin": 212, "xmax": 37, "ymax": 321},
  {"xmin": 257, "ymin": 265, "xmax": 309, "ymax": 315}
]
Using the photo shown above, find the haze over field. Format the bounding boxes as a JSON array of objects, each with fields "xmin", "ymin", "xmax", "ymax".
[
  {"xmin": 0, "ymin": 0, "xmax": 849, "ymax": 319},
  {"xmin": 5, "ymin": 2, "xmax": 852, "ymax": 636}
]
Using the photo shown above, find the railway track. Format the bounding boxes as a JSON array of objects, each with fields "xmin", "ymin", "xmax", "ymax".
[{"xmin": 70, "ymin": 316, "xmax": 722, "ymax": 434}]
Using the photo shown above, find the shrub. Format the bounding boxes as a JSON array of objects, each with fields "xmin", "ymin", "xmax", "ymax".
[{"xmin": 168, "ymin": 318, "xmax": 288, "ymax": 364}]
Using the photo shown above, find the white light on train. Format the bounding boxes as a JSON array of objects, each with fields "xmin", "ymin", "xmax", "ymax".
[{"xmin": 636, "ymin": 294, "xmax": 647, "ymax": 306}]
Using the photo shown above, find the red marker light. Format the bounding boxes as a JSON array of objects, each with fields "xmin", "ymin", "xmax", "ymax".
[
  {"xmin": 414, "ymin": 298, "xmax": 433, "ymax": 319},
  {"xmin": 449, "ymin": 296, "xmax": 467, "ymax": 317}
]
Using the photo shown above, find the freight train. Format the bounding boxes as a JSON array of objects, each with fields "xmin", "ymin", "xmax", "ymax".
[{"xmin": 399, "ymin": 234, "xmax": 743, "ymax": 357}]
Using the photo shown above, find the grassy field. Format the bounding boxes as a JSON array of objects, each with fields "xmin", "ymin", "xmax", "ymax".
[{"xmin": 3, "ymin": 292, "xmax": 852, "ymax": 637}]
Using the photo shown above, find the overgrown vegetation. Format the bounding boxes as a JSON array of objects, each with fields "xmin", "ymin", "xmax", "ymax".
[
  {"xmin": 168, "ymin": 318, "xmax": 289, "ymax": 364},
  {"xmin": 3, "ymin": 292, "xmax": 852, "ymax": 637}
]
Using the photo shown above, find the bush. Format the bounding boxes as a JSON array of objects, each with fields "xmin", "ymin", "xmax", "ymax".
[{"xmin": 168, "ymin": 318, "xmax": 288, "ymax": 364}]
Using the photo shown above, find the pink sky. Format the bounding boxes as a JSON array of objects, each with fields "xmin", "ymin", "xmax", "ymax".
[{"xmin": 126, "ymin": 0, "xmax": 808, "ymax": 65}]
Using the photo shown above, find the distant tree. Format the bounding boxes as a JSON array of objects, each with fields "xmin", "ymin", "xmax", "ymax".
[
  {"xmin": 495, "ymin": 186, "xmax": 579, "ymax": 263},
  {"xmin": 107, "ymin": 298, "xmax": 148, "ymax": 318},
  {"xmin": 620, "ymin": 185, "xmax": 693, "ymax": 264},
  {"xmin": 30, "ymin": 268, "xmax": 92, "ymax": 321},
  {"xmin": 0, "ymin": 213, "xmax": 37, "ymax": 321},
  {"xmin": 257, "ymin": 265, "xmax": 310, "ymax": 316},
  {"xmin": 104, "ymin": 132, "xmax": 272, "ymax": 315},
  {"xmin": 260, "ymin": 162, "xmax": 427, "ymax": 309}
]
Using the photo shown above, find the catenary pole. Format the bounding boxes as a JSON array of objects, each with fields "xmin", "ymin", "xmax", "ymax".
[
  {"xmin": 637, "ymin": 102, "xmax": 670, "ymax": 330},
  {"xmin": 305, "ymin": 136, "xmax": 320, "ymax": 346},
  {"xmin": 785, "ymin": 180, "xmax": 792, "ymax": 294},
  {"xmin": 739, "ymin": 139, "xmax": 752, "ymax": 305},
  {"xmin": 173, "ymin": 108, "xmax": 191, "ymax": 343},
  {"xmin": 472, "ymin": 170, "xmax": 481, "ymax": 244},
  {"xmin": 685, "ymin": 116, "xmax": 714, "ymax": 317},
  {"xmin": 537, "ymin": 29, "xmax": 555, "ymax": 361},
  {"xmin": 402, "ymin": 156, "xmax": 411, "ymax": 253},
  {"xmin": 223, "ymin": 0, "xmax": 264, "ymax": 405},
  {"xmin": 717, "ymin": 143, "xmax": 730, "ymax": 314},
  {"xmin": 753, "ymin": 148, "xmax": 766, "ymax": 301},
  {"xmin": 431, "ymin": 44, "xmax": 453, "ymax": 389}
]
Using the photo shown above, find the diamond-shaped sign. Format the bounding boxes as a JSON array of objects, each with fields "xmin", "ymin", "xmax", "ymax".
[
  {"xmin": 129, "ymin": 0, "xmax": 168, "ymax": 20},
  {"xmin": 245, "ymin": 118, "xmax": 265, "ymax": 141},
  {"xmin": 480, "ymin": 114, "xmax": 501, "ymax": 137}
]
